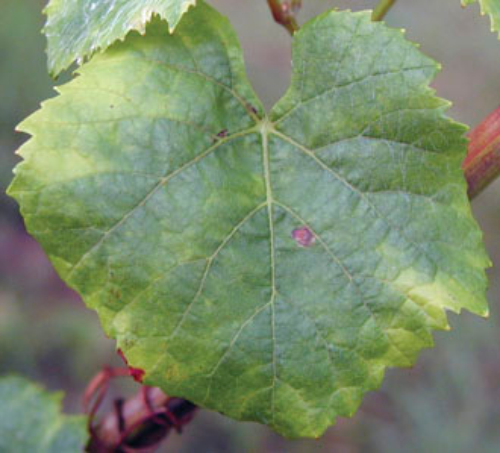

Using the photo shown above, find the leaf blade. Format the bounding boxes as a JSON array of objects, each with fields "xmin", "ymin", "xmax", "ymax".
[
  {"xmin": 0, "ymin": 376, "xmax": 88, "ymax": 453},
  {"xmin": 44, "ymin": 0, "xmax": 198, "ymax": 76},
  {"xmin": 9, "ymin": 3, "xmax": 490, "ymax": 438}
]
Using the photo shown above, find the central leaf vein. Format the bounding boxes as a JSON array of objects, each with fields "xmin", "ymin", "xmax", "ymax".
[{"xmin": 261, "ymin": 120, "xmax": 278, "ymax": 421}]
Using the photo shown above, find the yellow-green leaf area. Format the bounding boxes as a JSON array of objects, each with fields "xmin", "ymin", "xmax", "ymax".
[
  {"xmin": 462, "ymin": 0, "xmax": 500, "ymax": 37},
  {"xmin": 0, "ymin": 377, "xmax": 88, "ymax": 452},
  {"xmin": 44, "ymin": 0, "xmax": 197, "ymax": 76},
  {"xmin": 9, "ymin": 3, "xmax": 490, "ymax": 438}
]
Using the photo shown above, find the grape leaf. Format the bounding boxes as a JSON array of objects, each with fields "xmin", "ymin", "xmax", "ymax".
[
  {"xmin": 8, "ymin": 2, "xmax": 490, "ymax": 438},
  {"xmin": 44, "ymin": 0, "xmax": 197, "ymax": 76},
  {"xmin": 0, "ymin": 376, "xmax": 88, "ymax": 452},
  {"xmin": 462, "ymin": 0, "xmax": 500, "ymax": 37}
]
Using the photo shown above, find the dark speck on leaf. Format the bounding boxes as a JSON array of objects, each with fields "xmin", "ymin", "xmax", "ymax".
[
  {"xmin": 110, "ymin": 104, "xmax": 114, "ymax": 109},
  {"xmin": 110, "ymin": 288, "xmax": 121, "ymax": 299},
  {"xmin": 245, "ymin": 102, "xmax": 258, "ymax": 116},
  {"xmin": 292, "ymin": 227, "xmax": 315, "ymax": 248}
]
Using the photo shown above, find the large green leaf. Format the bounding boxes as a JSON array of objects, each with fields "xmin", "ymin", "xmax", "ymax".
[
  {"xmin": 9, "ymin": 2, "xmax": 490, "ymax": 438},
  {"xmin": 44, "ymin": 0, "xmax": 197, "ymax": 76},
  {"xmin": 462, "ymin": 0, "xmax": 500, "ymax": 37},
  {"xmin": 0, "ymin": 376, "xmax": 88, "ymax": 452}
]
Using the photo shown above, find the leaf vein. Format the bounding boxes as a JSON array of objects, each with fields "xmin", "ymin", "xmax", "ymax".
[
  {"xmin": 274, "ymin": 200, "xmax": 415, "ymax": 364},
  {"xmin": 167, "ymin": 202, "xmax": 268, "ymax": 341},
  {"xmin": 202, "ymin": 301, "xmax": 272, "ymax": 404},
  {"xmin": 88, "ymin": 55, "xmax": 260, "ymax": 122},
  {"xmin": 275, "ymin": 65, "xmax": 435, "ymax": 125},
  {"xmin": 66, "ymin": 127, "xmax": 257, "ymax": 280},
  {"xmin": 261, "ymin": 121, "xmax": 278, "ymax": 422}
]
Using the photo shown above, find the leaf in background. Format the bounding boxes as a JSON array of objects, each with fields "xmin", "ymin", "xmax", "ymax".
[
  {"xmin": 8, "ymin": 2, "xmax": 490, "ymax": 438},
  {"xmin": 44, "ymin": 0, "xmax": 197, "ymax": 76},
  {"xmin": 0, "ymin": 376, "xmax": 88, "ymax": 452},
  {"xmin": 462, "ymin": 0, "xmax": 500, "ymax": 37}
]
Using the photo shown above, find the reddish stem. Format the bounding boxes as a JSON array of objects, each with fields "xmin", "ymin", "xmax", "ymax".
[
  {"xmin": 267, "ymin": 0, "xmax": 300, "ymax": 35},
  {"xmin": 84, "ymin": 368, "xmax": 197, "ymax": 452},
  {"xmin": 464, "ymin": 107, "xmax": 500, "ymax": 199},
  {"xmin": 83, "ymin": 367, "xmax": 130, "ymax": 425}
]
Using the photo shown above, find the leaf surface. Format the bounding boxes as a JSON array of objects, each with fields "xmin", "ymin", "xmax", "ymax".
[
  {"xmin": 462, "ymin": 0, "xmax": 500, "ymax": 37},
  {"xmin": 44, "ymin": 0, "xmax": 197, "ymax": 76},
  {"xmin": 0, "ymin": 376, "xmax": 88, "ymax": 452},
  {"xmin": 9, "ymin": 3, "xmax": 490, "ymax": 438}
]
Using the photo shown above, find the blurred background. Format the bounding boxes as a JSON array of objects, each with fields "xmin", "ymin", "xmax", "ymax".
[{"xmin": 0, "ymin": 0, "xmax": 499, "ymax": 451}]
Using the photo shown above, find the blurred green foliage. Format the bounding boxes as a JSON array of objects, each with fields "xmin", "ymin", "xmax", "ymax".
[{"xmin": 0, "ymin": 0, "xmax": 499, "ymax": 451}]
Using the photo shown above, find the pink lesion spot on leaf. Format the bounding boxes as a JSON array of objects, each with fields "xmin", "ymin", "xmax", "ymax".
[
  {"xmin": 292, "ymin": 226, "xmax": 315, "ymax": 248},
  {"xmin": 117, "ymin": 349, "xmax": 145, "ymax": 383}
]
